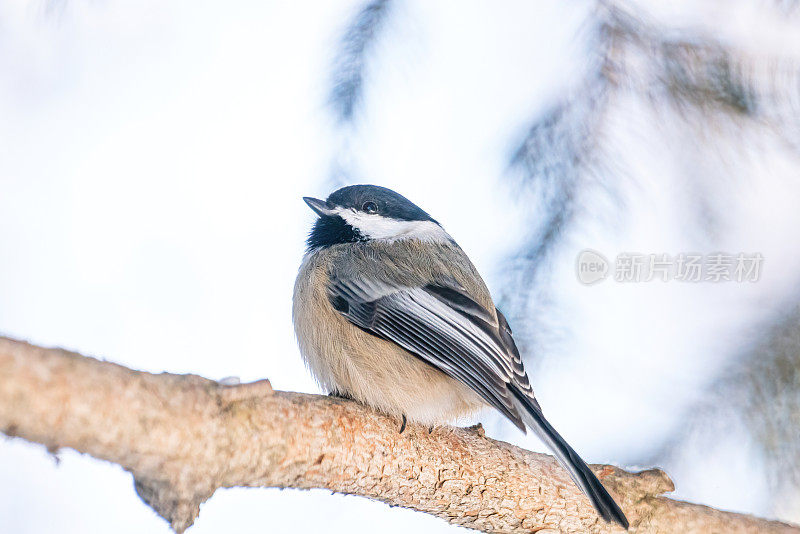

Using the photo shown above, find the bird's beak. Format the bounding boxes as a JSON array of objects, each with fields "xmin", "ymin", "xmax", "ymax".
[{"xmin": 303, "ymin": 197, "xmax": 337, "ymax": 217}]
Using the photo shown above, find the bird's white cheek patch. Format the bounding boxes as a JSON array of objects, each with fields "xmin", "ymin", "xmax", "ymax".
[{"xmin": 338, "ymin": 210, "xmax": 451, "ymax": 243}]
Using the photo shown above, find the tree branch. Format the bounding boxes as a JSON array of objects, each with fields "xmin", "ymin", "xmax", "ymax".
[{"xmin": 0, "ymin": 336, "xmax": 796, "ymax": 533}]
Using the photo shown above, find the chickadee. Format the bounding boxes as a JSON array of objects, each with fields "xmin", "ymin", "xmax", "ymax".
[{"xmin": 293, "ymin": 184, "xmax": 628, "ymax": 528}]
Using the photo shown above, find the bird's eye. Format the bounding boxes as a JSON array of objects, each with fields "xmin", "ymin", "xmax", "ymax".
[{"xmin": 362, "ymin": 201, "xmax": 378, "ymax": 214}]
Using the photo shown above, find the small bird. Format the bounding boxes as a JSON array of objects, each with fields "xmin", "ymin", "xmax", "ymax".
[{"xmin": 293, "ymin": 184, "xmax": 628, "ymax": 528}]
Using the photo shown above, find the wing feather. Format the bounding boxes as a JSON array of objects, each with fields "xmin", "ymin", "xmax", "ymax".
[{"xmin": 329, "ymin": 275, "xmax": 531, "ymax": 430}]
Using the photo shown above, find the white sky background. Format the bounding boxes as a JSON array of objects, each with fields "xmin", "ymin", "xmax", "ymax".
[{"xmin": 2, "ymin": 0, "xmax": 800, "ymax": 532}]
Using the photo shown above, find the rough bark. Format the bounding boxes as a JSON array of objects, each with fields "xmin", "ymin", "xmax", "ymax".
[{"xmin": 0, "ymin": 336, "xmax": 796, "ymax": 534}]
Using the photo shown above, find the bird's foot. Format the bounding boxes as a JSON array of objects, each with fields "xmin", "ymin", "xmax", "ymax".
[
  {"xmin": 466, "ymin": 422, "xmax": 485, "ymax": 437},
  {"xmin": 328, "ymin": 391, "xmax": 354, "ymax": 401},
  {"xmin": 398, "ymin": 414, "xmax": 407, "ymax": 434}
]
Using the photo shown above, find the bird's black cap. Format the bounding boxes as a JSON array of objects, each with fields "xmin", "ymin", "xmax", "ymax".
[{"xmin": 325, "ymin": 184, "xmax": 436, "ymax": 223}]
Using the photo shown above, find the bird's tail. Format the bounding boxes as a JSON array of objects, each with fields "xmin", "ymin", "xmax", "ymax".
[{"xmin": 511, "ymin": 390, "xmax": 629, "ymax": 529}]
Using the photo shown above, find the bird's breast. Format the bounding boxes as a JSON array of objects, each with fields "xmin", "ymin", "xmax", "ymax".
[{"xmin": 292, "ymin": 247, "xmax": 485, "ymax": 425}]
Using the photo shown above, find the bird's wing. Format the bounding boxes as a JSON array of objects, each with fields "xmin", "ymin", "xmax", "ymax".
[{"xmin": 328, "ymin": 273, "xmax": 538, "ymax": 430}]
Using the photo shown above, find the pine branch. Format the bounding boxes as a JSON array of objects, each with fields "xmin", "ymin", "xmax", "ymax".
[{"xmin": 0, "ymin": 336, "xmax": 796, "ymax": 533}]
